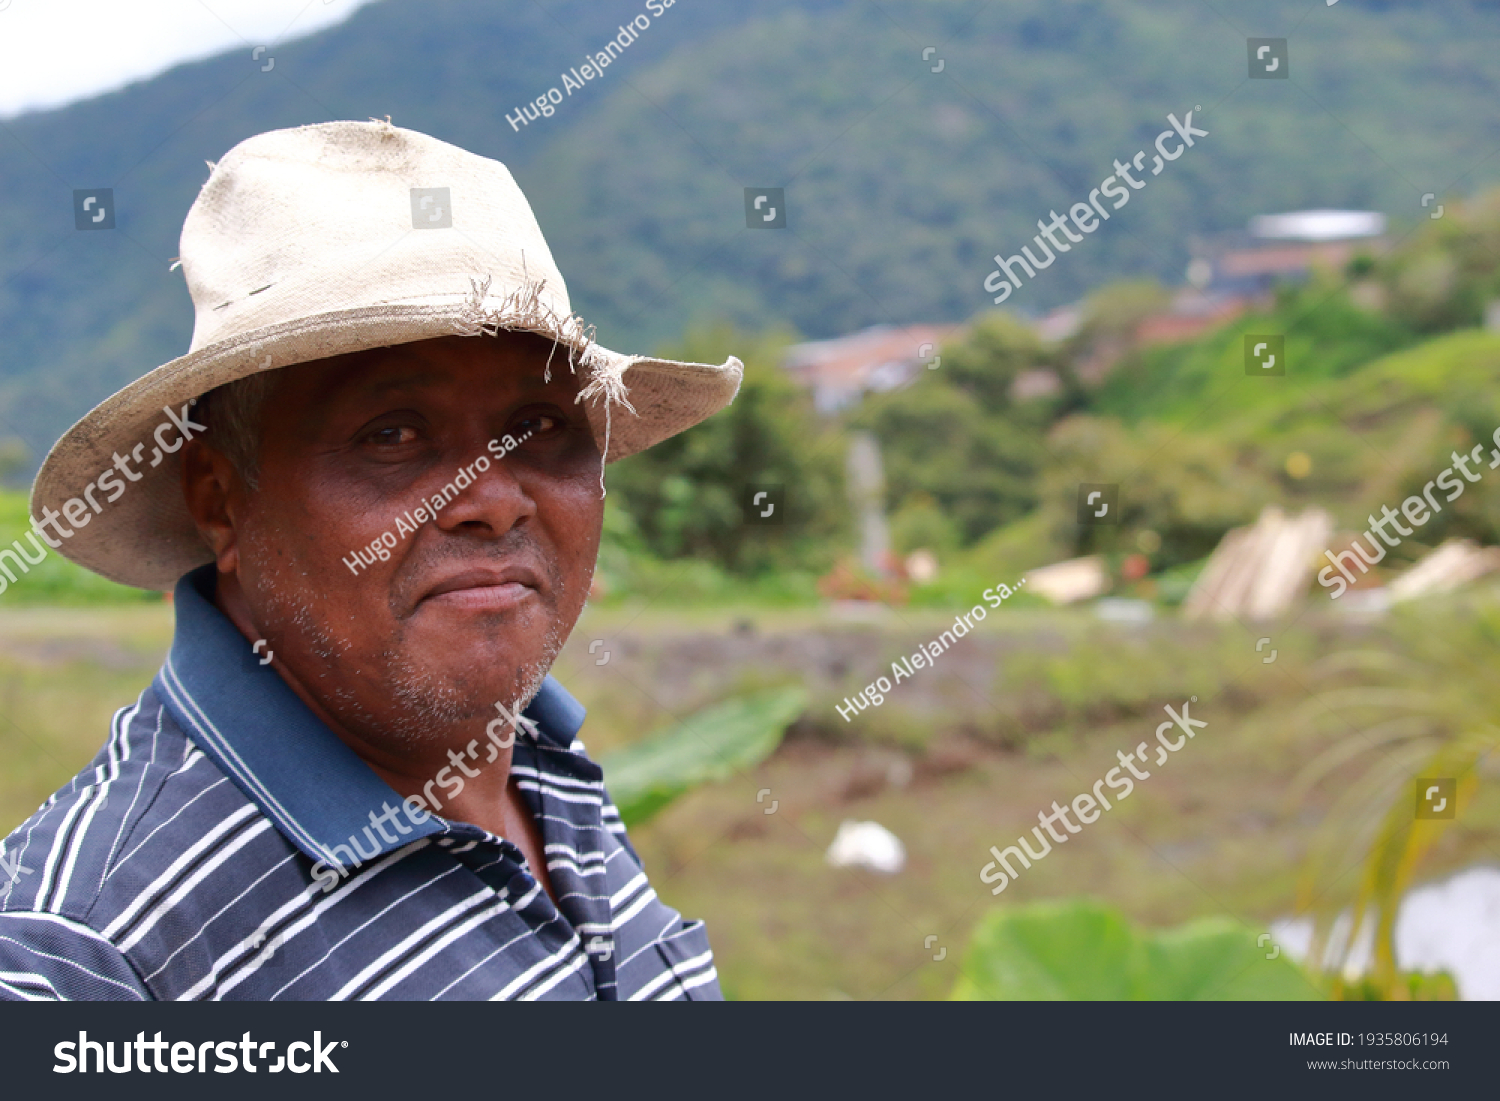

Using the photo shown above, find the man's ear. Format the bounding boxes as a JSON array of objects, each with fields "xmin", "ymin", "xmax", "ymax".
[{"xmin": 181, "ymin": 438, "xmax": 242, "ymax": 573}]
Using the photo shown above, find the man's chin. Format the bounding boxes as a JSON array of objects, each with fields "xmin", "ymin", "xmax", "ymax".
[
  {"xmin": 372, "ymin": 642, "xmax": 556, "ymax": 733},
  {"xmin": 402, "ymin": 598, "xmax": 561, "ymax": 689}
]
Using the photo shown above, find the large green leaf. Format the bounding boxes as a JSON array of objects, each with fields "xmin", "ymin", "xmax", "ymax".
[
  {"xmin": 950, "ymin": 898, "xmax": 1318, "ymax": 1001},
  {"xmin": 599, "ymin": 686, "xmax": 807, "ymax": 827}
]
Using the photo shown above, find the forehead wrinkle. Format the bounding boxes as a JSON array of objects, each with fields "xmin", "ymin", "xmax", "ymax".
[{"xmin": 307, "ymin": 344, "xmax": 571, "ymax": 406}]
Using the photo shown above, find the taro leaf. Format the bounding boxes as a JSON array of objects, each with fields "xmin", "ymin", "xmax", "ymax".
[
  {"xmin": 950, "ymin": 897, "xmax": 1317, "ymax": 1000},
  {"xmin": 599, "ymin": 685, "xmax": 807, "ymax": 827}
]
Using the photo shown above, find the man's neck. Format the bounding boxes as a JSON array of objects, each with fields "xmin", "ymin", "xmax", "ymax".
[{"xmin": 211, "ymin": 568, "xmax": 557, "ymax": 901}]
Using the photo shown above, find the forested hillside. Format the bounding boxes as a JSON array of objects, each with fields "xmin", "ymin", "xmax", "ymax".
[{"xmin": 2, "ymin": 0, "xmax": 1498, "ymax": 477}]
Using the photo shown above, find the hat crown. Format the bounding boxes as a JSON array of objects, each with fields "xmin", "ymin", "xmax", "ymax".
[
  {"xmin": 34, "ymin": 120, "xmax": 742, "ymax": 592},
  {"xmin": 179, "ymin": 120, "xmax": 571, "ymax": 352}
]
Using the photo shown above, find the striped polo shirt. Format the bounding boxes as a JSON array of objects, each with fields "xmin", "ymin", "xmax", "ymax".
[{"xmin": 0, "ymin": 565, "xmax": 720, "ymax": 1001}]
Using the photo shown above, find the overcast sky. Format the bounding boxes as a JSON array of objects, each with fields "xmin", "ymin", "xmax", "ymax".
[{"xmin": 0, "ymin": 0, "xmax": 378, "ymax": 118}]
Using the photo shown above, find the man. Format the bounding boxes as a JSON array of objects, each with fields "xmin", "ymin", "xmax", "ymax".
[{"xmin": 0, "ymin": 120, "xmax": 741, "ymax": 1000}]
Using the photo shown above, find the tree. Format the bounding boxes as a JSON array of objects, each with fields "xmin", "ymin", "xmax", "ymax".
[
  {"xmin": 605, "ymin": 323, "xmax": 848, "ymax": 575},
  {"xmin": 852, "ymin": 311, "xmax": 1064, "ymax": 546},
  {"xmin": 0, "ymin": 439, "xmax": 27, "ymax": 487}
]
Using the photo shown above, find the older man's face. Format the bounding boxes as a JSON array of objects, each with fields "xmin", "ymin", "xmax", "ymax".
[{"xmin": 197, "ymin": 333, "xmax": 602, "ymax": 753}]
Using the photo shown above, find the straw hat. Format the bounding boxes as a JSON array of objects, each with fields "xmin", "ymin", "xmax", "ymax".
[{"xmin": 31, "ymin": 119, "xmax": 742, "ymax": 591}]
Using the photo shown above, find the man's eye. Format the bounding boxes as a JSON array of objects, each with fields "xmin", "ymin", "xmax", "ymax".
[
  {"xmin": 513, "ymin": 413, "xmax": 563, "ymax": 439},
  {"xmin": 366, "ymin": 426, "xmax": 418, "ymax": 447}
]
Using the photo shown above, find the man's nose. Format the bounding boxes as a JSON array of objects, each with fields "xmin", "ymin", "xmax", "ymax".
[{"xmin": 429, "ymin": 447, "xmax": 535, "ymax": 534}]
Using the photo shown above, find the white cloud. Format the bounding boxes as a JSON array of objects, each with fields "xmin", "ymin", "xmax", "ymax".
[{"xmin": 0, "ymin": 0, "xmax": 379, "ymax": 118}]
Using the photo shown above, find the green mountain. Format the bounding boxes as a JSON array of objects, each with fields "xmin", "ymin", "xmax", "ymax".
[{"xmin": 2, "ymin": 0, "xmax": 1498, "ymax": 477}]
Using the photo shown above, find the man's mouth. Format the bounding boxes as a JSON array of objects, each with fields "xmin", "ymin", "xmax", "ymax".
[{"xmin": 418, "ymin": 565, "xmax": 543, "ymax": 612}]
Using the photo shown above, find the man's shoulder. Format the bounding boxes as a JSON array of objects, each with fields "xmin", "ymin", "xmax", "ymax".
[
  {"xmin": 0, "ymin": 686, "xmax": 269, "ymax": 999},
  {"xmin": 0, "ymin": 685, "xmax": 252, "ymax": 926}
]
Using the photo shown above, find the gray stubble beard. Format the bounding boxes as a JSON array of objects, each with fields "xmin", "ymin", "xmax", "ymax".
[{"xmin": 243, "ymin": 525, "xmax": 572, "ymax": 752}]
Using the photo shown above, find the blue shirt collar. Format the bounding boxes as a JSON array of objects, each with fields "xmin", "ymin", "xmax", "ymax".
[{"xmin": 153, "ymin": 564, "xmax": 587, "ymax": 871}]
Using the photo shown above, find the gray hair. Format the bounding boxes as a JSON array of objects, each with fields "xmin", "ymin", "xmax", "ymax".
[{"xmin": 194, "ymin": 372, "xmax": 276, "ymax": 490}]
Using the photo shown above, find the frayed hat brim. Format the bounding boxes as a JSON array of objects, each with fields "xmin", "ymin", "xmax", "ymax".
[{"xmin": 32, "ymin": 296, "xmax": 741, "ymax": 590}]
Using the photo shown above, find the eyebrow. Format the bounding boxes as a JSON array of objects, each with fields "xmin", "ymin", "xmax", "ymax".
[{"xmin": 354, "ymin": 370, "xmax": 443, "ymax": 398}]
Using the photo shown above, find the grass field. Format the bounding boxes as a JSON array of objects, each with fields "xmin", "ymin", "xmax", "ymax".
[{"xmin": 3, "ymin": 595, "xmax": 1496, "ymax": 999}]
